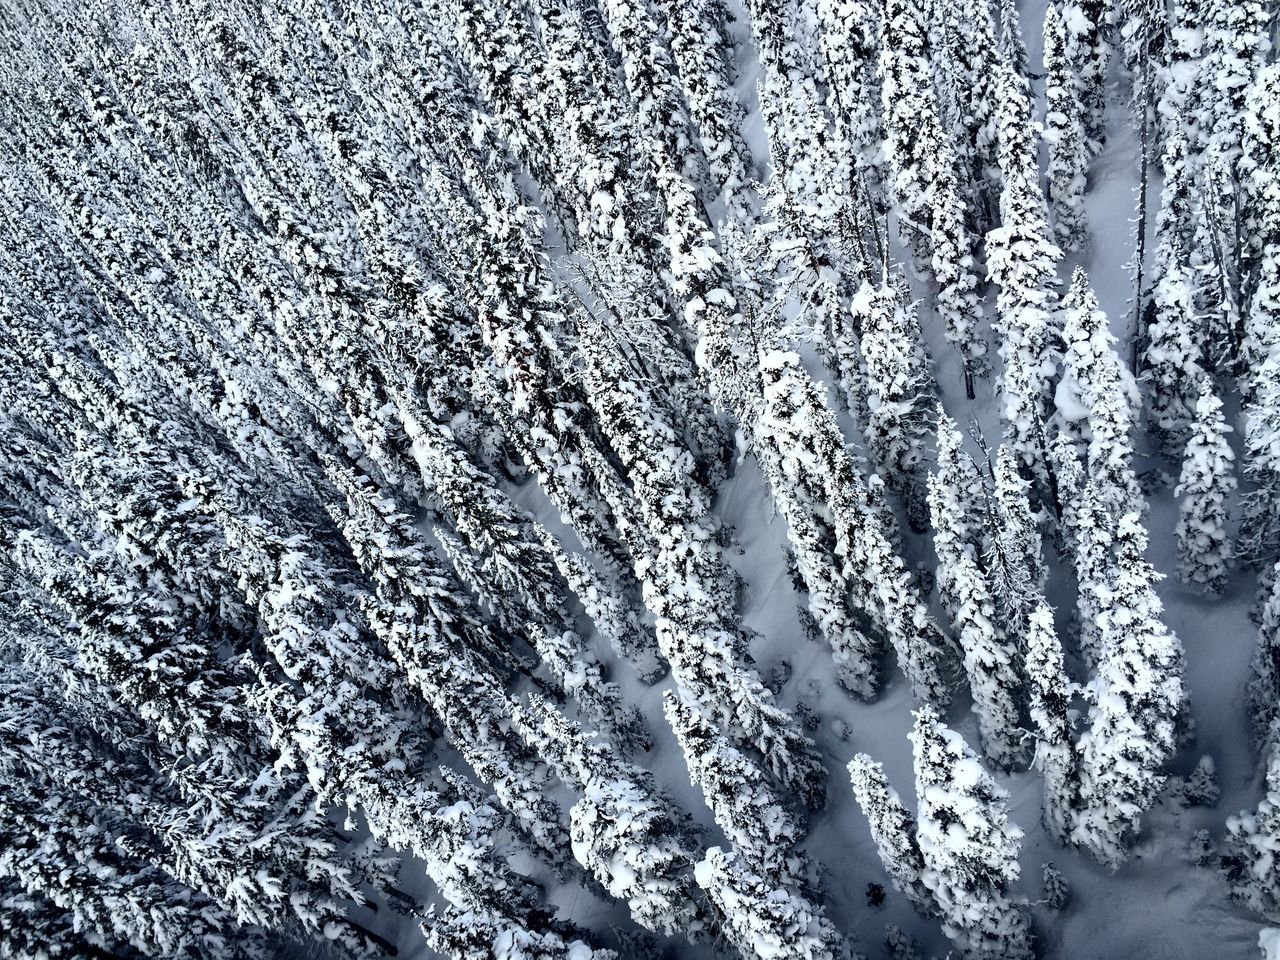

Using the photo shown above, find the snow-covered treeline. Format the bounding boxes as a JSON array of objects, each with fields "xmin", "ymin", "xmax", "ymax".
[{"xmin": 0, "ymin": 0, "xmax": 1279, "ymax": 957}]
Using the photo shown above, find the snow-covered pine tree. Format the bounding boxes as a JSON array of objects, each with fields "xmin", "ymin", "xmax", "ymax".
[
  {"xmin": 657, "ymin": 0, "xmax": 756, "ymax": 219},
  {"xmin": 1157, "ymin": 0, "xmax": 1209, "ymax": 147},
  {"xmin": 750, "ymin": 0, "xmax": 856, "ymax": 274},
  {"xmin": 878, "ymin": 0, "xmax": 947, "ymax": 265},
  {"xmin": 928, "ymin": 418, "xmax": 1025, "ymax": 768},
  {"xmin": 929, "ymin": 136, "xmax": 988, "ymax": 398},
  {"xmin": 1072, "ymin": 515, "xmax": 1189, "ymax": 867},
  {"xmin": 1224, "ymin": 723, "xmax": 1280, "ymax": 922},
  {"xmin": 571, "ymin": 291, "xmax": 827, "ymax": 807},
  {"xmin": 757, "ymin": 352, "xmax": 952, "ymax": 707},
  {"xmin": 813, "ymin": 0, "xmax": 889, "ymax": 216},
  {"xmin": 1247, "ymin": 567, "xmax": 1280, "ymax": 747},
  {"xmin": 1175, "ymin": 376, "xmax": 1237, "ymax": 592},
  {"xmin": 693, "ymin": 846, "xmax": 845, "ymax": 960},
  {"xmin": 1060, "ymin": 0, "xmax": 1112, "ymax": 149},
  {"xmin": 987, "ymin": 62, "xmax": 1062, "ymax": 484},
  {"xmin": 1145, "ymin": 124, "xmax": 1207, "ymax": 455},
  {"xmin": 997, "ymin": 0, "xmax": 1030, "ymax": 77},
  {"xmin": 1116, "ymin": 0, "xmax": 1169, "ymax": 120},
  {"xmin": 510, "ymin": 696, "xmax": 703, "ymax": 938},
  {"xmin": 847, "ymin": 755, "xmax": 935, "ymax": 915},
  {"xmin": 751, "ymin": 423, "xmax": 882, "ymax": 699},
  {"xmin": 1240, "ymin": 66, "xmax": 1280, "ymax": 564},
  {"xmin": 1048, "ymin": 429, "xmax": 1088, "ymax": 549},
  {"xmin": 857, "ymin": 279, "xmax": 935, "ymax": 527},
  {"xmin": 1025, "ymin": 600, "xmax": 1080, "ymax": 844},
  {"xmin": 934, "ymin": 0, "xmax": 1002, "ymax": 229},
  {"xmin": 910, "ymin": 707, "xmax": 1032, "ymax": 960},
  {"xmin": 664, "ymin": 691, "xmax": 810, "ymax": 889},
  {"xmin": 0, "ymin": 773, "xmax": 267, "ymax": 960},
  {"xmin": 0, "ymin": 875, "xmax": 141, "ymax": 960},
  {"xmin": 1198, "ymin": 0, "xmax": 1270, "ymax": 178},
  {"xmin": 987, "ymin": 445, "xmax": 1049, "ymax": 640},
  {"xmin": 1241, "ymin": 63, "xmax": 1280, "ymax": 307},
  {"xmin": 426, "ymin": 907, "xmax": 617, "ymax": 960},
  {"xmin": 525, "ymin": 0, "xmax": 653, "ymax": 256},
  {"xmin": 1058, "ymin": 267, "xmax": 1143, "ymax": 522},
  {"xmin": 0, "ymin": 665, "xmax": 387, "ymax": 956},
  {"xmin": 1044, "ymin": 4, "xmax": 1090, "ymax": 253},
  {"xmin": 932, "ymin": 412, "xmax": 989, "ymax": 551}
]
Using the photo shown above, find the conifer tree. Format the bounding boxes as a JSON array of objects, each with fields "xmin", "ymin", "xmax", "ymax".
[
  {"xmin": 511, "ymin": 696, "xmax": 702, "ymax": 938},
  {"xmin": 879, "ymin": 0, "xmax": 948, "ymax": 265},
  {"xmin": 1175, "ymin": 377, "xmax": 1237, "ymax": 592},
  {"xmin": 858, "ymin": 280, "xmax": 935, "ymax": 524},
  {"xmin": 1060, "ymin": 0, "xmax": 1112, "ymax": 148},
  {"xmin": 1199, "ymin": 0, "xmax": 1270, "ymax": 176},
  {"xmin": 928, "ymin": 138, "xmax": 988, "ymax": 399},
  {"xmin": 987, "ymin": 446, "xmax": 1049, "ymax": 640},
  {"xmin": 813, "ymin": 0, "xmax": 889, "ymax": 213},
  {"xmin": 664, "ymin": 692, "xmax": 810, "ymax": 889},
  {"xmin": 1240, "ymin": 65, "xmax": 1280, "ymax": 564},
  {"xmin": 1044, "ymin": 4, "xmax": 1090, "ymax": 253},
  {"xmin": 911, "ymin": 707, "xmax": 1033, "ymax": 960},
  {"xmin": 1072, "ymin": 516, "xmax": 1188, "ymax": 867},
  {"xmin": 934, "ymin": 0, "xmax": 1002, "ymax": 227},
  {"xmin": 1058, "ymin": 268, "xmax": 1143, "ymax": 522},
  {"xmin": 693, "ymin": 847, "xmax": 844, "ymax": 960},
  {"xmin": 0, "ymin": 774, "xmax": 267, "ymax": 960},
  {"xmin": 1025, "ymin": 601, "xmax": 1080, "ymax": 844},
  {"xmin": 657, "ymin": 0, "xmax": 756, "ymax": 219},
  {"xmin": 847, "ymin": 755, "xmax": 935, "ymax": 915},
  {"xmin": 997, "ymin": 0, "xmax": 1030, "ymax": 77},
  {"xmin": 757, "ymin": 352, "xmax": 952, "ymax": 708},
  {"xmin": 1247, "ymin": 567, "xmax": 1280, "ymax": 747},
  {"xmin": 1224, "ymin": 728, "xmax": 1280, "ymax": 922},
  {"xmin": 987, "ymin": 63, "xmax": 1062, "ymax": 482},
  {"xmin": 1145, "ymin": 125, "xmax": 1207, "ymax": 454},
  {"xmin": 929, "ymin": 419, "xmax": 1024, "ymax": 768}
]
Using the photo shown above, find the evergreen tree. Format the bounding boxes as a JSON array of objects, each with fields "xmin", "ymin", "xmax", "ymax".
[
  {"xmin": 997, "ymin": 0, "xmax": 1030, "ymax": 77},
  {"xmin": 1145, "ymin": 125, "xmax": 1207, "ymax": 454},
  {"xmin": 0, "ymin": 774, "xmax": 267, "ymax": 960},
  {"xmin": 664, "ymin": 692, "xmax": 810, "ymax": 889},
  {"xmin": 1247, "ymin": 566, "xmax": 1280, "ymax": 747},
  {"xmin": 878, "ymin": 0, "xmax": 948, "ymax": 265},
  {"xmin": 1175, "ymin": 376, "xmax": 1237, "ymax": 592},
  {"xmin": 987, "ymin": 63, "xmax": 1062, "ymax": 482},
  {"xmin": 929, "ymin": 419, "xmax": 1024, "ymax": 768},
  {"xmin": 1224, "ymin": 725, "xmax": 1280, "ymax": 922},
  {"xmin": 657, "ymin": 0, "xmax": 756, "ymax": 219},
  {"xmin": 1072, "ymin": 516, "xmax": 1188, "ymax": 867},
  {"xmin": 1060, "ymin": 0, "xmax": 1112, "ymax": 148},
  {"xmin": 987, "ymin": 445, "xmax": 1049, "ymax": 640},
  {"xmin": 1058, "ymin": 268, "xmax": 1143, "ymax": 522},
  {"xmin": 813, "ymin": 0, "xmax": 889, "ymax": 214},
  {"xmin": 911, "ymin": 707, "xmax": 1032, "ymax": 960},
  {"xmin": 1043, "ymin": 4, "xmax": 1090, "ymax": 253},
  {"xmin": 857, "ymin": 279, "xmax": 935, "ymax": 524},
  {"xmin": 928, "ymin": 139, "xmax": 988, "ymax": 399},
  {"xmin": 758, "ymin": 352, "xmax": 952, "ymax": 708},
  {"xmin": 847, "ymin": 755, "xmax": 935, "ymax": 915},
  {"xmin": 1240, "ymin": 65, "xmax": 1280, "ymax": 564},
  {"xmin": 693, "ymin": 847, "xmax": 844, "ymax": 960},
  {"xmin": 1025, "ymin": 600, "xmax": 1080, "ymax": 844},
  {"xmin": 511, "ymin": 697, "xmax": 702, "ymax": 938},
  {"xmin": 934, "ymin": 0, "xmax": 1002, "ymax": 228},
  {"xmin": 1198, "ymin": 0, "xmax": 1270, "ymax": 177}
]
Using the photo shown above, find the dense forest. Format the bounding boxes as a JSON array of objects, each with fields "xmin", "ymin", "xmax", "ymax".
[{"xmin": 1, "ymin": 0, "xmax": 1279, "ymax": 957}]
